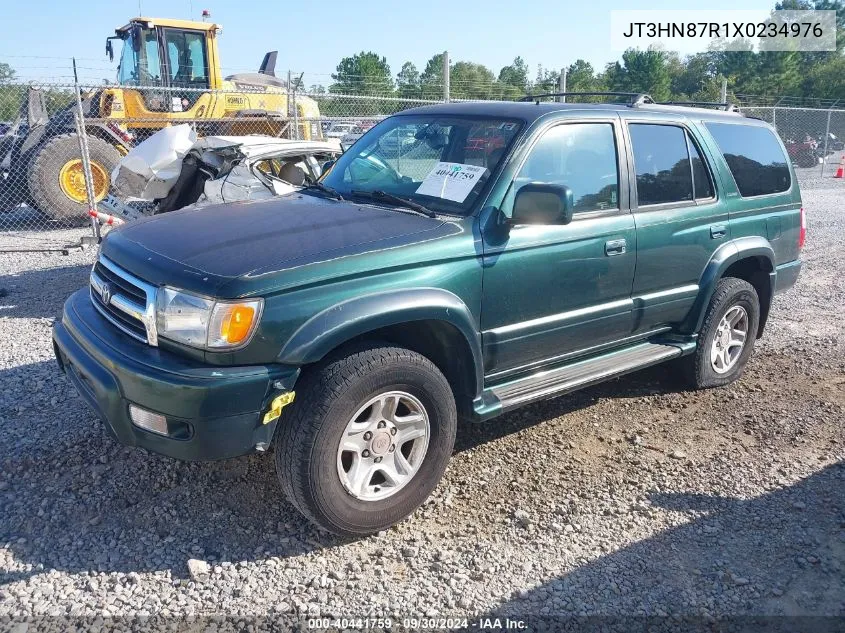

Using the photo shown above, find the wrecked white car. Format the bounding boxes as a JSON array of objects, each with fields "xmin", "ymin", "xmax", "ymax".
[{"xmin": 101, "ymin": 125, "xmax": 341, "ymax": 224}]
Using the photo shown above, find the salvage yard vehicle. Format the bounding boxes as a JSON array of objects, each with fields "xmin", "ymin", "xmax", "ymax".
[
  {"xmin": 53, "ymin": 94, "xmax": 804, "ymax": 536},
  {"xmin": 104, "ymin": 127, "xmax": 341, "ymax": 220},
  {"xmin": 0, "ymin": 16, "xmax": 322, "ymax": 221},
  {"xmin": 325, "ymin": 122, "xmax": 358, "ymax": 139}
]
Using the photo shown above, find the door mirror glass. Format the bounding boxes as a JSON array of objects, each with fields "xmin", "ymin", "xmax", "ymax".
[
  {"xmin": 321, "ymin": 159, "xmax": 336, "ymax": 175},
  {"xmin": 512, "ymin": 183, "xmax": 574, "ymax": 225}
]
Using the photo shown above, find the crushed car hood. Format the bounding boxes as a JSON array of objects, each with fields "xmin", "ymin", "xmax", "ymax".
[{"xmin": 103, "ymin": 194, "xmax": 451, "ymax": 293}]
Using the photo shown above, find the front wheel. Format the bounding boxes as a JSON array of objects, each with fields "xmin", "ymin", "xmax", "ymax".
[
  {"xmin": 274, "ymin": 344, "xmax": 457, "ymax": 536},
  {"xmin": 27, "ymin": 133, "xmax": 121, "ymax": 222}
]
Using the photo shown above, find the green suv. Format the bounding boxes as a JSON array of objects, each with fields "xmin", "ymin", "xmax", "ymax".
[{"xmin": 53, "ymin": 96, "xmax": 804, "ymax": 536}]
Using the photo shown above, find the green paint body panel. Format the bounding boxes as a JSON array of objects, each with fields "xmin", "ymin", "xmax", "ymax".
[{"xmin": 53, "ymin": 101, "xmax": 803, "ymax": 460}]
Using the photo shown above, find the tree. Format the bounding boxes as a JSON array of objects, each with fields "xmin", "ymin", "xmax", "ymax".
[
  {"xmin": 533, "ymin": 65, "xmax": 559, "ymax": 94},
  {"xmin": 567, "ymin": 59, "xmax": 602, "ymax": 94},
  {"xmin": 801, "ymin": 54, "xmax": 845, "ymax": 99},
  {"xmin": 498, "ymin": 56, "xmax": 529, "ymax": 92},
  {"xmin": 609, "ymin": 48, "xmax": 672, "ymax": 101},
  {"xmin": 420, "ymin": 54, "xmax": 446, "ymax": 99},
  {"xmin": 396, "ymin": 62, "xmax": 420, "ymax": 99},
  {"xmin": 330, "ymin": 52, "xmax": 393, "ymax": 96},
  {"xmin": 0, "ymin": 62, "xmax": 15, "ymax": 83},
  {"xmin": 670, "ymin": 53, "xmax": 717, "ymax": 98},
  {"xmin": 450, "ymin": 61, "xmax": 496, "ymax": 99}
]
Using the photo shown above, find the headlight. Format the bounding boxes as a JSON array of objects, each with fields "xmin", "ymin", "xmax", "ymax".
[{"xmin": 155, "ymin": 287, "xmax": 263, "ymax": 350}]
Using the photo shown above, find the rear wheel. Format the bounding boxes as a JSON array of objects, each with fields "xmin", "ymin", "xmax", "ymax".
[
  {"xmin": 27, "ymin": 133, "xmax": 120, "ymax": 222},
  {"xmin": 683, "ymin": 277, "xmax": 760, "ymax": 389},
  {"xmin": 274, "ymin": 343, "xmax": 457, "ymax": 536}
]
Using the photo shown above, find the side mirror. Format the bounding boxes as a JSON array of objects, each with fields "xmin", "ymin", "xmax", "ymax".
[
  {"xmin": 321, "ymin": 159, "xmax": 336, "ymax": 175},
  {"xmin": 106, "ymin": 39, "xmax": 114, "ymax": 62},
  {"xmin": 512, "ymin": 183, "xmax": 574, "ymax": 225}
]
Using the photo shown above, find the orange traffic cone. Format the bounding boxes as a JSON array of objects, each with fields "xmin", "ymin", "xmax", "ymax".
[{"xmin": 835, "ymin": 154, "xmax": 845, "ymax": 179}]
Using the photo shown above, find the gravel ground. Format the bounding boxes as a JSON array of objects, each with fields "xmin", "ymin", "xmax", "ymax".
[{"xmin": 0, "ymin": 169, "xmax": 843, "ymax": 628}]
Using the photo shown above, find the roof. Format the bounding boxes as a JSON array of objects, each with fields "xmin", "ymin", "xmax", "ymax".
[
  {"xmin": 119, "ymin": 17, "xmax": 221, "ymax": 32},
  {"xmin": 399, "ymin": 100, "xmax": 752, "ymax": 125}
]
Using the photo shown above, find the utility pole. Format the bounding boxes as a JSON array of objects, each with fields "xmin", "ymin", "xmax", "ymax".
[
  {"xmin": 559, "ymin": 67, "xmax": 567, "ymax": 103},
  {"xmin": 720, "ymin": 77, "xmax": 727, "ymax": 104},
  {"xmin": 442, "ymin": 51, "xmax": 450, "ymax": 102}
]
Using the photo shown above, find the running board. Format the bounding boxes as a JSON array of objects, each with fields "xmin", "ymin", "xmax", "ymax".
[{"xmin": 489, "ymin": 342, "xmax": 683, "ymax": 412}]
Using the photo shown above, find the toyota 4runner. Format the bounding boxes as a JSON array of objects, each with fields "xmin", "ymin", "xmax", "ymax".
[{"xmin": 53, "ymin": 95, "xmax": 804, "ymax": 536}]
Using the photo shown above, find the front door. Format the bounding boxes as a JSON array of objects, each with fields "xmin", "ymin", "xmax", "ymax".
[{"xmin": 480, "ymin": 118, "xmax": 636, "ymax": 381}]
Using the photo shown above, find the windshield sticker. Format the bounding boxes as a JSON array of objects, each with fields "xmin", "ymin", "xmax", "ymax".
[{"xmin": 415, "ymin": 162, "xmax": 487, "ymax": 203}]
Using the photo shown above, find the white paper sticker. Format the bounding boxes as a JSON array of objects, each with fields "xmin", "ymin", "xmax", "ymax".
[{"xmin": 415, "ymin": 162, "xmax": 487, "ymax": 203}]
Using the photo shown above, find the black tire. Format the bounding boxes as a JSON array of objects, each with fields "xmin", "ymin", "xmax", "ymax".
[
  {"xmin": 275, "ymin": 343, "xmax": 457, "ymax": 537},
  {"xmin": 26, "ymin": 133, "xmax": 121, "ymax": 222},
  {"xmin": 796, "ymin": 151, "xmax": 817, "ymax": 168},
  {"xmin": 683, "ymin": 277, "xmax": 760, "ymax": 389}
]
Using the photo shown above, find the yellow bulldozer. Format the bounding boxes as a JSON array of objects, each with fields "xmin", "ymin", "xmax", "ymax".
[{"xmin": 0, "ymin": 16, "xmax": 322, "ymax": 221}]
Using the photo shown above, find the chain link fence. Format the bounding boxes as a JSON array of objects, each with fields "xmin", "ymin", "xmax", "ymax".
[
  {"xmin": 0, "ymin": 81, "xmax": 445, "ymax": 251},
  {"xmin": 742, "ymin": 106, "xmax": 845, "ymax": 177},
  {"xmin": 1, "ymin": 81, "xmax": 843, "ymax": 252}
]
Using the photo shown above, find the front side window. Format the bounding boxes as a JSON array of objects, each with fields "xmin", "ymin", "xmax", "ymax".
[
  {"xmin": 319, "ymin": 115, "xmax": 523, "ymax": 215},
  {"xmin": 705, "ymin": 123, "xmax": 790, "ymax": 197},
  {"xmin": 504, "ymin": 123, "xmax": 619, "ymax": 215},
  {"xmin": 117, "ymin": 27, "xmax": 161, "ymax": 86}
]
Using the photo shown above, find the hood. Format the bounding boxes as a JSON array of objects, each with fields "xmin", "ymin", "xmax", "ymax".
[{"xmin": 103, "ymin": 194, "xmax": 453, "ymax": 291}]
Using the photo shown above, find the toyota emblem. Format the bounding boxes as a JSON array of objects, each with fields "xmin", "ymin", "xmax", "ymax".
[{"xmin": 100, "ymin": 283, "xmax": 113, "ymax": 305}]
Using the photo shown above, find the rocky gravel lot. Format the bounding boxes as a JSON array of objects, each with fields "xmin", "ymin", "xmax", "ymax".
[{"xmin": 0, "ymin": 170, "xmax": 843, "ymax": 628}]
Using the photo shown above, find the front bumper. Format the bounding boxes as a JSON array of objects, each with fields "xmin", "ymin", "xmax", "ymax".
[{"xmin": 53, "ymin": 288, "xmax": 299, "ymax": 461}]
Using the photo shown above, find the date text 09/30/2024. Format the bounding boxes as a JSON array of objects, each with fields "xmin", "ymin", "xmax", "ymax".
[{"xmin": 306, "ymin": 617, "xmax": 528, "ymax": 630}]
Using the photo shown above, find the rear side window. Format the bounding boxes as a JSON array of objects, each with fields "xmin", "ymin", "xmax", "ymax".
[
  {"xmin": 705, "ymin": 123, "xmax": 790, "ymax": 197},
  {"xmin": 630, "ymin": 124, "xmax": 693, "ymax": 205}
]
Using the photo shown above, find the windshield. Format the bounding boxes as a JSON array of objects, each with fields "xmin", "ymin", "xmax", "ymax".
[
  {"xmin": 117, "ymin": 27, "xmax": 162, "ymax": 86},
  {"xmin": 319, "ymin": 115, "xmax": 523, "ymax": 215}
]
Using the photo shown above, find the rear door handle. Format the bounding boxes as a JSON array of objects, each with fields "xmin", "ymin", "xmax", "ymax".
[
  {"xmin": 710, "ymin": 224, "xmax": 727, "ymax": 239},
  {"xmin": 605, "ymin": 239, "xmax": 627, "ymax": 256}
]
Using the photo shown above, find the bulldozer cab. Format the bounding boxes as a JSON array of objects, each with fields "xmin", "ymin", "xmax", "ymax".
[
  {"xmin": 100, "ymin": 16, "xmax": 322, "ymax": 140},
  {"xmin": 109, "ymin": 18, "xmax": 217, "ymax": 113}
]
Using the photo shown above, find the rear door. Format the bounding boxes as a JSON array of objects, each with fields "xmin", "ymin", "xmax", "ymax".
[
  {"xmin": 701, "ymin": 121, "xmax": 800, "ymax": 267},
  {"xmin": 625, "ymin": 119, "xmax": 726, "ymax": 334}
]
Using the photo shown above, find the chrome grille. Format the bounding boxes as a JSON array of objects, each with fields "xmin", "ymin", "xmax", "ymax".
[{"xmin": 89, "ymin": 256, "xmax": 158, "ymax": 346}]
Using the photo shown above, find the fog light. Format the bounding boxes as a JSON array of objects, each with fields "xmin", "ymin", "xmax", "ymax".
[{"xmin": 129, "ymin": 405, "xmax": 169, "ymax": 436}]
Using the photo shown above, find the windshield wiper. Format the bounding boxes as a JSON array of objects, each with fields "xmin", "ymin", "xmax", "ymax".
[
  {"xmin": 302, "ymin": 182, "xmax": 344, "ymax": 200},
  {"xmin": 350, "ymin": 189, "xmax": 436, "ymax": 218}
]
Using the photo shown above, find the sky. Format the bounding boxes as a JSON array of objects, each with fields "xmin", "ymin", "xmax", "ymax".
[{"xmin": 1, "ymin": 0, "xmax": 776, "ymax": 86}]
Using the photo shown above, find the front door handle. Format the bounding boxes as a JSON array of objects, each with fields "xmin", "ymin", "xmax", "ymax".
[
  {"xmin": 710, "ymin": 224, "xmax": 728, "ymax": 239},
  {"xmin": 605, "ymin": 239, "xmax": 627, "ymax": 256}
]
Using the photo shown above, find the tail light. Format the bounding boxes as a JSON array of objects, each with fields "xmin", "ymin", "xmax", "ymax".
[
  {"xmin": 798, "ymin": 207, "xmax": 806, "ymax": 250},
  {"xmin": 106, "ymin": 122, "xmax": 134, "ymax": 144}
]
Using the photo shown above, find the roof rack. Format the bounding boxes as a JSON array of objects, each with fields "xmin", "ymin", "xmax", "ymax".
[
  {"xmin": 518, "ymin": 92, "xmax": 742, "ymax": 114},
  {"xmin": 658, "ymin": 101, "xmax": 740, "ymax": 112},
  {"xmin": 519, "ymin": 91, "xmax": 655, "ymax": 106}
]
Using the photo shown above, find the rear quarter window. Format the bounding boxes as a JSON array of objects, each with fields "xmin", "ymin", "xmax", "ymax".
[{"xmin": 705, "ymin": 122, "xmax": 791, "ymax": 197}]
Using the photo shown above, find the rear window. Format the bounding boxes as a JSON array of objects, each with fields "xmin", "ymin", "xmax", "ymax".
[{"xmin": 705, "ymin": 123, "xmax": 791, "ymax": 197}]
